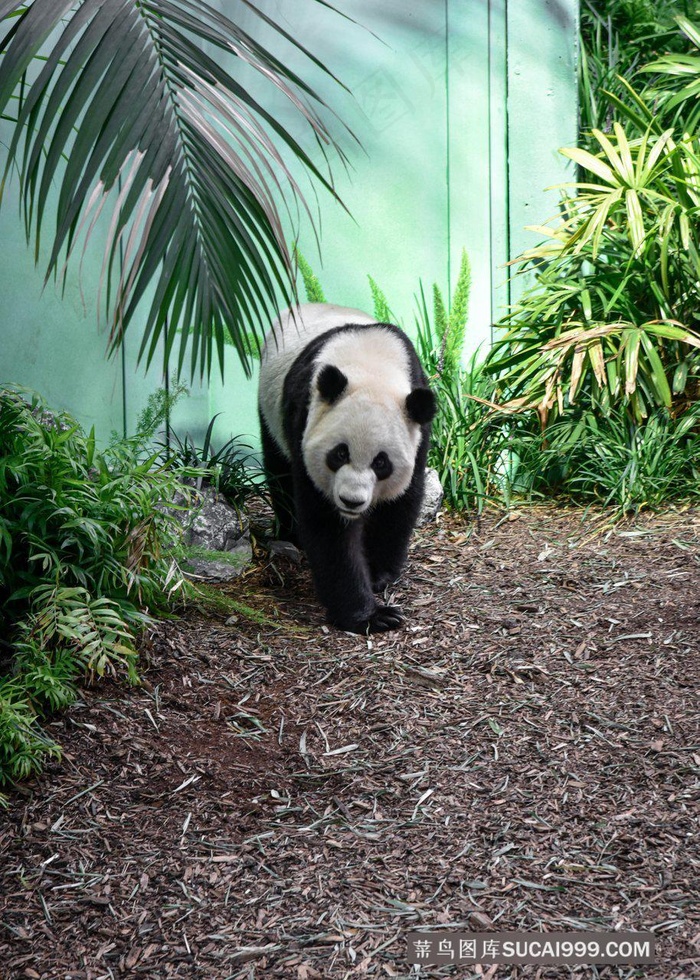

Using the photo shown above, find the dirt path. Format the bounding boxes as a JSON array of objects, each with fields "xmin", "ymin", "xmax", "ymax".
[{"xmin": 1, "ymin": 507, "xmax": 699, "ymax": 979}]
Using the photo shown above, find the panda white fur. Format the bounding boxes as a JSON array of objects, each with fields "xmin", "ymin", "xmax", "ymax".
[{"xmin": 258, "ymin": 303, "xmax": 437, "ymax": 634}]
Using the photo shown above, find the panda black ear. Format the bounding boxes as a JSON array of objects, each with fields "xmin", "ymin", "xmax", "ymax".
[
  {"xmin": 317, "ymin": 364, "xmax": 348, "ymax": 404},
  {"xmin": 406, "ymin": 387, "xmax": 437, "ymax": 425}
]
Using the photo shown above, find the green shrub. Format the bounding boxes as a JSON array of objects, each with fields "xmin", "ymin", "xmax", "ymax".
[
  {"xmin": 0, "ymin": 685, "xmax": 61, "ymax": 790},
  {"xmin": 487, "ymin": 121, "xmax": 700, "ymax": 426},
  {"xmin": 505, "ymin": 403, "xmax": 700, "ymax": 513},
  {"xmin": 578, "ymin": 0, "xmax": 696, "ymax": 139},
  {"xmin": 0, "ymin": 387, "xmax": 188, "ymax": 796},
  {"xmin": 483, "ymin": 14, "xmax": 700, "ymax": 513}
]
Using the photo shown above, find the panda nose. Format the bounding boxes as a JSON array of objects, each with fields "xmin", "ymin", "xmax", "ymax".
[{"xmin": 339, "ymin": 495, "xmax": 364, "ymax": 510}]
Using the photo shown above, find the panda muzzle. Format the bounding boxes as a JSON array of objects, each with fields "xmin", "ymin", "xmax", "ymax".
[{"xmin": 338, "ymin": 494, "xmax": 367, "ymax": 516}]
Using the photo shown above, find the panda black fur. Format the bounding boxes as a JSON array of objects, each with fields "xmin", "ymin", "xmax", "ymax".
[{"xmin": 258, "ymin": 303, "xmax": 437, "ymax": 634}]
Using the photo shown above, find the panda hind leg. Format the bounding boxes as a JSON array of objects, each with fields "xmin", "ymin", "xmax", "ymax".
[{"xmin": 259, "ymin": 414, "xmax": 298, "ymax": 545}]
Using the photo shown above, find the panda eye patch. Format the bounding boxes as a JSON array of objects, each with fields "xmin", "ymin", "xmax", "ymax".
[
  {"xmin": 371, "ymin": 452, "xmax": 393, "ymax": 480},
  {"xmin": 326, "ymin": 443, "xmax": 350, "ymax": 471}
]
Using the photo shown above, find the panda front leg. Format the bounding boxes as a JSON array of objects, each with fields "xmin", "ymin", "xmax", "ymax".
[
  {"xmin": 364, "ymin": 479, "xmax": 425, "ymax": 593},
  {"xmin": 295, "ymin": 478, "xmax": 403, "ymax": 633},
  {"xmin": 364, "ymin": 501, "xmax": 416, "ymax": 592}
]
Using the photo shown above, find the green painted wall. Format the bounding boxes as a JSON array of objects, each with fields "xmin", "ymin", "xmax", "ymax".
[
  {"xmin": 0, "ymin": 0, "xmax": 578, "ymax": 452},
  {"xmin": 0, "ymin": 122, "xmax": 168, "ymax": 439}
]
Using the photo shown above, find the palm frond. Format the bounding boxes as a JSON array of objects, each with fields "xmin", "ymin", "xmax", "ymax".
[{"xmin": 0, "ymin": 0, "xmax": 355, "ymax": 378}]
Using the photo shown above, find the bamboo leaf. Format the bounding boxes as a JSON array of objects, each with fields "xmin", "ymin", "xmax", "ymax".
[
  {"xmin": 672, "ymin": 360, "xmax": 689, "ymax": 394},
  {"xmin": 639, "ymin": 331, "xmax": 672, "ymax": 407},
  {"xmin": 591, "ymin": 128, "xmax": 628, "ymax": 182},
  {"xmin": 658, "ymin": 203, "xmax": 676, "ymax": 298},
  {"xmin": 568, "ymin": 344, "xmax": 586, "ymax": 403},
  {"xmin": 589, "ymin": 339, "xmax": 606, "ymax": 387},
  {"xmin": 622, "ymin": 329, "xmax": 641, "ymax": 397},
  {"xmin": 613, "ymin": 123, "xmax": 634, "ymax": 185},
  {"xmin": 675, "ymin": 15, "xmax": 700, "ymax": 52},
  {"xmin": 643, "ymin": 320, "xmax": 700, "ymax": 348},
  {"xmin": 625, "ymin": 188, "xmax": 645, "ymax": 254},
  {"xmin": 639, "ymin": 129, "xmax": 675, "ymax": 183}
]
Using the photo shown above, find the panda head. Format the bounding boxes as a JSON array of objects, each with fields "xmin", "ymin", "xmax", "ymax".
[{"xmin": 302, "ymin": 363, "xmax": 436, "ymax": 519}]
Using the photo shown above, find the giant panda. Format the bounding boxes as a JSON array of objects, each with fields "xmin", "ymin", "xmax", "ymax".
[{"xmin": 258, "ymin": 302, "xmax": 437, "ymax": 634}]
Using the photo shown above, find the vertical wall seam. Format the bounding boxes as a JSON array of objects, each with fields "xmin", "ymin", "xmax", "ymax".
[
  {"xmin": 118, "ymin": 173, "xmax": 128, "ymax": 438},
  {"xmin": 488, "ymin": 0, "xmax": 512, "ymax": 343},
  {"xmin": 487, "ymin": 0, "xmax": 494, "ymax": 332},
  {"xmin": 503, "ymin": 0, "xmax": 511, "ymax": 321},
  {"xmin": 164, "ymin": 344, "xmax": 171, "ymax": 448},
  {"xmin": 445, "ymin": 0, "xmax": 451, "ymax": 303},
  {"xmin": 121, "ymin": 337, "xmax": 127, "ymax": 438}
]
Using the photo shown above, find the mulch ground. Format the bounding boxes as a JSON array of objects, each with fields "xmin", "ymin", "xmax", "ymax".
[{"xmin": 1, "ymin": 505, "xmax": 699, "ymax": 980}]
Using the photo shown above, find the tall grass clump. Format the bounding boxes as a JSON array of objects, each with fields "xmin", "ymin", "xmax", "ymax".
[
  {"xmin": 413, "ymin": 252, "xmax": 515, "ymax": 511},
  {"xmin": 160, "ymin": 413, "xmax": 269, "ymax": 515},
  {"xmin": 0, "ymin": 388, "xmax": 188, "ymax": 800}
]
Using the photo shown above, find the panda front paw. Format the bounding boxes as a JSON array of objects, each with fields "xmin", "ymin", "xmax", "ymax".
[
  {"xmin": 366, "ymin": 604, "xmax": 404, "ymax": 633},
  {"xmin": 331, "ymin": 604, "xmax": 404, "ymax": 634}
]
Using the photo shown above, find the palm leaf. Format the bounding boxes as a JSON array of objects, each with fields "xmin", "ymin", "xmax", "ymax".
[
  {"xmin": 0, "ymin": 0, "xmax": 356, "ymax": 379},
  {"xmin": 560, "ymin": 145, "xmax": 617, "ymax": 185}
]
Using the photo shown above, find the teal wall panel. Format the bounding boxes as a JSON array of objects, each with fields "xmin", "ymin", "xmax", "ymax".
[
  {"xmin": 223, "ymin": 0, "xmax": 452, "ymax": 319},
  {"xmin": 486, "ymin": 0, "xmax": 511, "ymax": 323},
  {"xmin": 446, "ymin": 0, "xmax": 496, "ymax": 350},
  {"xmin": 507, "ymin": 0, "xmax": 579, "ymax": 267},
  {"xmin": 0, "ymin": 152, "xmax": 124, "ymax": 433},
  {"xmin": 0, "ymin": 1, "xmax": 578, "ymax": 452}
]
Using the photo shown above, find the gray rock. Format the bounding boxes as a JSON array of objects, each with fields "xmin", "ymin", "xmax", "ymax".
[
  {"xmin": 268, "ymin": 539, "xmax": 302, "ymax": 563},
  {"xmin": 169, "ymin": 483, "xmax": 254, "ymax": 580},
  {"xmin": 182, "ymin": 541, "xmax": 252, "ymax": 582},
  {"xmin": 416, "ymin": 467, "xmax": 444, "ymax": 526},
  {"xmin": 185, "ymin": 489, "xmax": 249, "ymax": 552}
]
